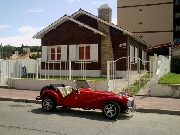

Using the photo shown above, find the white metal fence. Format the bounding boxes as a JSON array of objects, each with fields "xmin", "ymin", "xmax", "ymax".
[
  {"xmin": 0, "ymin": 56, "xmax": 158, "ymax": 91},
  {"xmin": 0, "ymin": 59, "xmax": 39, "ymax": 85},
  {"xmin": 0, "ymin": 59, "xmax": 95, "ymax": 85}
]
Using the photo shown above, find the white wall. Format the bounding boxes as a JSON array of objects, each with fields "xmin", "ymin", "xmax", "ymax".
[
  {"xmin": 150, "ymin": 83, "xmax": 180, "ymax": 97},
  {"xmin": 154, "ymin": 55, "xmax": 170, "ymax": 83},
  {"xmin": 8, "ymin": 78, "xmax": 109, "ymax": 91}
]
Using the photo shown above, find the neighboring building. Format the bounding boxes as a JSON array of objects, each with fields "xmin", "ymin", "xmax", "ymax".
[
  {"xmin": 147, "ymin": 42, "xmax": 180, "ymax": 56},
  {"xmin": 23, "ymin": 48, "xmax": 30, "ymax": 53},
  {"xmin": 9, "ymin": 51, "xmax": 19, "ymax": 60},
  {"xmin": 18, "ymin": 52, "xmax": 41, "ymax": 59},
  {"xmin": 8, "ymin": 48, "xmax": 41, "ymax": 59},
  {"xmin": 33, "ymin": 4, "xmax": 150, "ymax": 78},
  {"xmin": 117, "ymin": 0, "xmax": 180, "ymax": 46}
]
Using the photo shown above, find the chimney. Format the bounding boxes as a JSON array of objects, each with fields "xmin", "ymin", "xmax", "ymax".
[
  {"xmin": 98, "ymin": 4, "xmax": 112, "ymax": 23},
  {"xmin": 98, "ymin": 4, "xmax": 114, "ymax": 76}
]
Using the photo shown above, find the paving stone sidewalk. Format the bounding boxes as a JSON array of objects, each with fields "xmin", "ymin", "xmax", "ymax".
[{"xmin": 0, "ymin": 87, "xmax": 180, "ymax": 115}]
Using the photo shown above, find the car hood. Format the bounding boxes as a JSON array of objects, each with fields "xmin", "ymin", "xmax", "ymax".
[{"xmin": 80, "ymin": 88, "xmax": 118, "ymax": 97}]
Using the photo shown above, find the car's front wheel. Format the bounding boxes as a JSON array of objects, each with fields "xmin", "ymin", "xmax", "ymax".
[
  {"xmin": 102, "ymin": 101, "xmax": 120, "ymax": 120},
  {"xmin": 42, "ymin": 97, "xmax": 56, "ymax": 112}
]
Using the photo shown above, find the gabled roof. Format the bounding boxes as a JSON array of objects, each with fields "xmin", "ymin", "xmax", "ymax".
[
  {"xmin": 33, "ymin": 8, "xmax": 150, "ymax": 46},
  {"xmin": 71, "ymin": 9, "xmax": 132, "ymax": 35},
  {"xmin": 71, "ymin": 9, "xmax": 150, "ymax": 46},
  {"xmin": 33, "ymin": 15, "xmax": 105, "ymax": 39}
]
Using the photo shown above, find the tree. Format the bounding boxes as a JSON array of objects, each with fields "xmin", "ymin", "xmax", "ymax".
[{"xmin": 2, "ymin": 45, "xmax": 16, "ymax": 59}]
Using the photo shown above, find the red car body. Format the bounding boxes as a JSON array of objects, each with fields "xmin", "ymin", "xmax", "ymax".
[{"xmin": 36, "ymin": 80, "xmax": 135, "ymax": 119}]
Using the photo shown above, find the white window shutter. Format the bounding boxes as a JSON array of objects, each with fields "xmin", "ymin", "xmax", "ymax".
[
  {"xmin": 61, "ymin": 45, "xmax": 67, "ymax": 61},
  {"xmin": 69, "ymin": 45, "xmax": 76, "ymax": 61},
  {"xmin": 135, "ymin": 47, "xmax": 137, "ymax": 63},
  {"xmin": 142, "ymin": 50, "xmax": 144, "ymax": 61},
  {"xmin": 144, "ymin": 52, "xmax": 147, "ymax": 61},
  {"xmin": 142, "ymin": 50, "xmax": 147, "ymax": 65},
  {"xmin": 41, "ymin": 46, "xmax": 48, "ymax": 61},
  {"xmin": 130, "ymin": 45, "xmax": 134, "ymax": 62},
  {"xmin": 90, "ymin": 44, "xmax": 98, "ymax": 61}
]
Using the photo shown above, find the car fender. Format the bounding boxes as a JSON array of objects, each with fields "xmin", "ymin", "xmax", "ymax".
[
  {"xmin": 92, "ymin": 96, "xmax": 127, "ymax": 106},
  {"xmin": 76, "ymin": 96, "xmax": 123, "ymax": 109},
  {"xmin": 41, "ymin": 90, "xmax": 61, "ymax": 106}
]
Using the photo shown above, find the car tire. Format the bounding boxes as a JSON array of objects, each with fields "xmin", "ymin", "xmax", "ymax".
[
  {"xmin": 102, "ymin": 101, "xmax": 120, "ymax": 120},
  {"xmin": 42, "ymin": 97, "xmax": 56, "ymax": 112}
]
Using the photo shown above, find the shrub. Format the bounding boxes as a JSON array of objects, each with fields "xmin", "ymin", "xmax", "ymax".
[{"xmin": 171, "ymin": 54, "xmax": 180, "ymax": 73}]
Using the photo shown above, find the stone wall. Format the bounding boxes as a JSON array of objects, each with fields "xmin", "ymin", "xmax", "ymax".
[{"xmin": 98, "ymin": 5, "xmax": 114, "ymax": 75}]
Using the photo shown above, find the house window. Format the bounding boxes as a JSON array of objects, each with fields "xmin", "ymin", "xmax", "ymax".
[
  {"xmin": 174, "ymin": 38, "xmax": 180, "ymax": 42},
  {"xmin": 79, "ymin": 45, "xmax": 90, "ymax": 60},
  {"xmin": 139, "ymin": 9, "xmax": 142, "ymax": 11},
  {"xmin": 139, "ymin": 36, "xmax": 143, "ymax": 38},
  {"xmin": 175, "ymin": 13, "xmax": 180, "ymax": 18},
  {"xmin": 139, "ymin": 22, "xmax": 142, "ymax": 24},
  {"xmin": 175, "ymin": 26, "xmax": 180, "ymax": 31},
  {"xmin": 175, "ymin": 0, "xmax": 180, "ymax": 5},
  {"xmin": 50, "ymin": 46, "xmax": 61, "ymax": 61}
]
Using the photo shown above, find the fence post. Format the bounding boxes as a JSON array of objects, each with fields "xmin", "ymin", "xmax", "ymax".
[
  {"xmin": 107, "ymin": 61, "xmax": 110, "ymax": 80},
  {"xmin": 36, "ymin": 60, "xmax": 38, "ymax": 79},
  {"xmin": 127, "ymin": 55, "xmax": 130, "ymax": 92},
  {"xmin": 69, "ymin": 60, "xmax": 71, "ymax": 80}
]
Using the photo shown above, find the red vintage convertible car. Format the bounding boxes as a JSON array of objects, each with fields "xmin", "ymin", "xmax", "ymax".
[{"xmin": 36, "ymin": 80, "xmax": 135, "ymax": 120}]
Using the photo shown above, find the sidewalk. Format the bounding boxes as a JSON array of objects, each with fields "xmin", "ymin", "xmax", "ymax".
[{"xmin": 0, "ymin": 87, "xmax": 180, "ymax": 115}]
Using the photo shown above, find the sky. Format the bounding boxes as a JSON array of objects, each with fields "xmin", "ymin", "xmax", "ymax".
[{"xmin": 0, "ymin": 0, "xmax": 117, "ymax": 47}]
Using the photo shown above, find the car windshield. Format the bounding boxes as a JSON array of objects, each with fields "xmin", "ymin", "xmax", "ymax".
[{"xmin": 74, "ymin": 80, "xmax": 90, "ymax": 89}]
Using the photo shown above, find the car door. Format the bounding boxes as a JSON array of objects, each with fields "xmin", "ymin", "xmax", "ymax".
[
  {"xmin": 60, "ymin": 89, "xmax": 78, "ymax": 107},
  {"xmin": 74, "ymin": 88, "xmax": 92, "ymax": 108}
]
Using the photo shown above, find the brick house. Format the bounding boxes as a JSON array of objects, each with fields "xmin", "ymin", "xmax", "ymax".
[{"xmin": 33, "ymin": 4, "xmax": 149, "ymax": 78}]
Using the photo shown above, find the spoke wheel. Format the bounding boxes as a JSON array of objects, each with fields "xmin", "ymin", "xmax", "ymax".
[
  {"xmin": 102, "ymin": 101, "xmax": 120, "ymax": 120},
  {"xmin": 42, "ymin": 97, "xmax": 56, "ymax": 112}
]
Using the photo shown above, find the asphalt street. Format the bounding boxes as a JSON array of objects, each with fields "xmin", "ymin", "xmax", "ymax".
[{"xmin": 0, "ymin": 101, "xmax": 179, "ymax": 135}]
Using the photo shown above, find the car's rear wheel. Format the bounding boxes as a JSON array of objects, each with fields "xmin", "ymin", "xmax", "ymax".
[
  {"xmin": 102, "ymin": 101, "xmax": 120, "ymax": 120},
  {"xmin": 42, "ymin": 97, "xmax": 56, "ymax": 112}
]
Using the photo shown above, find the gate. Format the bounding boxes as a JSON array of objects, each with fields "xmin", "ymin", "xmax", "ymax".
[{"xmin": 107, "ymin": 56, "xmax": 153, "ymax": 94}]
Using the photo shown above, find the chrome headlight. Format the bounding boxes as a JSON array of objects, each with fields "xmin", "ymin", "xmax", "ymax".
[{"xmin": 127, "ymin": 97, "xmax": 134, "ymax": 107}]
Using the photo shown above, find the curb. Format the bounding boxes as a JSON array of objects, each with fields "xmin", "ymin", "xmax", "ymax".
[
  {"xmin": 0, "ymin": 97, "xmax": 41, "ymax": 104},
  {"xmin": 136, "ymin": 108, "xmax": 180, "ymax": 116}
]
